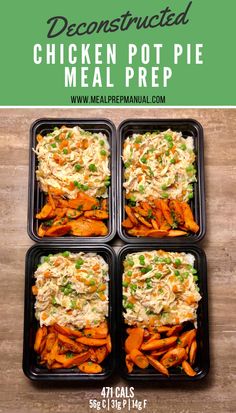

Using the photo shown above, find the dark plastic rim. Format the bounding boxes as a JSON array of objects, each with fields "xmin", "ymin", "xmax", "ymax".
[
  {"xmin": 117, "ymin": 119, "xmax": 206, "ymax": 244},
  {"xmin": 116, "ymin": 244, "xmax": 210, "ymax": 381},
  {"xmin": 23, "ymin": 243, "xmax": 116, "ymax": 381},
  {"xmin": 27, "ymin": 118, "xmax": 117, "ymax": 244}
]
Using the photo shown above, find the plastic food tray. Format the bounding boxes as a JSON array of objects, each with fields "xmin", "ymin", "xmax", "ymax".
[
  {"xmin": 23, "ymin": 244, "xmax": 116, "ymax": 381},
  {"xmin": 116, "ymin": 244, "xmax": 209, "ymax": 381},
  {"xmin": 117, "ymin": 119, "xmax": 206, "ymax": 244},
  {"xmin": 28, "ymin": 118, "xmax": 116, "ymax": 243}
]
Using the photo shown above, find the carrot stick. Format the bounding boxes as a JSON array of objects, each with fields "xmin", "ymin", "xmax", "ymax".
[
  {"xmin": 182, "ymin": 360, "xmax": 197, "ymax": 376},
  {"xmin": 125, "ymin": 328, "xmax": 144, "ymax": 354},
  {"xmin": 125, "ymin": 354, "xmax": 134, "ymax": 373},
  {"xmin": 141, "ymin": 336, "xmax": 177, "ymax": 351},
  {"xmin": 189, "ymin": 339, "xmax": 197, "ymax": 365},
  {"xmin": 78, "ymin": 361, "xmax": 102, "ymax": 374},
  {"xmin": 54, "ymin": 323, "xmax": 83, "ymax": 338},
  {"xmin": 129, "ymin": 349, "xmax": 149, "ymax": 369},
  {"xmin": 146, "ymin": 356, "xmax": 169, "ymax": 376},
  {"xmin": 76, "ymin": 337, "xmax": 108, "ymax": 346}
]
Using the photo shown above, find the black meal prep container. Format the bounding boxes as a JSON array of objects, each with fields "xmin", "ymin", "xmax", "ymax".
[
  {"xmin": 117, "ymin": 119, "xmax": 206, "ymax": 244},
  {"xmin": 117, "ymin": 244, "xmax": 209, "ymax": 381},
  {"xmin": 28, "ymin": 118, "xmax": 116, "ymax": 244},
  {"xmin": 23, "ymin": 244, "xmax": 116, "ymax": 381}
]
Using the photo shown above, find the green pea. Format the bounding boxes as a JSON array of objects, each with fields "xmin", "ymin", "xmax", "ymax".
[
  {"xmin": 75, "ymin": 164, "xmax": 82, "ymax": 172},
  {"xmin": 164, "ymin": 134, "xmax": 173, "ymax": 142},
  {"xmin": 126, "ymin": 303, "xmax": 134, "ymax": 310},
  {"xmin": 89, "ymin": 164, "xmax": 97, "ymax": 172},
  {"xmin": 63, "ymin": 148, "xmax": 68, "ymax": 154},
  {"xmin": 124, "ymin": 161, "xmax": 131, "ymax": 168},
  {"xmin": 162, "ymin": 192, "xmax": 169, "ymax": 199},
  {"xmin": 180, "ymin": 143, "xmax": 186, "ymax": 150},
  {"xmin": 141, "ymin": 156, "xmax": 147, "ymax": 164},
  {"xmin": 175, "ymin": 259, "xmax": 182, "ymax": 266},
  {"xmin": 100, "ymin": 150, "xmax": 107, "ymax": 156},
  {"xmin": 62, "ymin": 251, "xmax": 70, "ymax": 257}
]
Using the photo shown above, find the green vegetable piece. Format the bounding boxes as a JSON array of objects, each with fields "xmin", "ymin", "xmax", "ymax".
[
  {"xmin": 164, "ymin": 134, "xmax": 173, "ymax": 143},
  {"xmin": 155, "ymin": 272, "xmax": 162, "ymax": 279},
  {"xmin": 122, "ymin": 281, "xmax": 129, "ymax": 288},
  {"xmin": 75, "ymin": 258, "xmax": 84, "ymax": 269},
  {"xmin": 139, "ymin": 184, "xmax": 145, "ymax": 194},
  {"xmin": 175, "ymin": 259, "xmax": 182, "ymax": 266},
  {"xmin": 130, "ymin": 284, "xmax": 137, "ymax": 292},
  {"xmin": 51, "ymin": 143, "xmax": 57, "ymax": 148},
  {"xmin": 180, "ymin": 143, "xmax": 187, "ymax": 150},
  {"xmin": 161, "ymin": 192, "xmax": 169, "ymax": 198},
  {"xmin": 186, "ymin": 165, "xmax": 194, "ymax": 173},
  {"xmin": 141, "ymin": 156, "xmax": 147, "ymax": 164},
  {"xmin": 141, "ymin": 265, "xmax": 152, "ymax": 274},
  {"xmin": 147, "ymin": 209, "xmax": 153, "ymax": 219},
  {"xmin": 62, "ymin": 251, "xmax": 70, "ymax": 257},
  {"xmin": 89, "ymin": 164, "xmax": 97, "ymax": 172},
  {"xmin": 75, "ymin": 164, "xmax": 82, "ymax": 172},
  {"xmin": 126, "ymin": 303, "xmax": 134, "ymax": 310},
  {"xmin": 70, "ymin": 300, "xmax": 77, "ymax": 309},
  {"xmin": 127, "ymin": 259, "xmax": 134, "ymax": 267},
  {"xmin": 139, "ymin": 255, "xmax": 145, "ymax": 264},
  {"xmin": 66, "ymin": 352, "xmax": 74, "ymax": 359},
  {"xmin": 51, "ymin": 296, "xmax": 57, "ymax": 305},
  {"xmin": 124, "ymin": 161, "xmax": 131, "ymax": 168},
  {"xmin": 99, "ymin": 140, "xmax": 105, "ymax": 146},
  {"xmin": 63, "ymin": 148, "xmax": 68, "ymax": 154}
]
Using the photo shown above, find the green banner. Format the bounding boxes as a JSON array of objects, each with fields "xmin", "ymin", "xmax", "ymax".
[{"xmin": 0, "ymin": 0, "xmax": 235, "ymax": 106}]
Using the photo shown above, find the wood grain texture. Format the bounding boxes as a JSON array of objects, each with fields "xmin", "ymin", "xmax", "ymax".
[{"xmin": 0, "ymin": 108, "xmax": 235, "ymax": 413}]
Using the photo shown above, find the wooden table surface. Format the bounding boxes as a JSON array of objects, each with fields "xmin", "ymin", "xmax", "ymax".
[{"xmin": 0, "ymin": 108, "xmax": 235, "ymax": 413}]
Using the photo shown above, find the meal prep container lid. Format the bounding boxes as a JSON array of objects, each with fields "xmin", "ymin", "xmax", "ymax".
[
  {"xmin": 116, "ymin": 244, "xmax": 210, "ymax": 381},
  {"xmin": 23, "ymin": 243, "xmax": 116, "ymax": 381},
  {"xmin": 117, "ymin": 119, "xmax": 206, "ymax": 244},
  {"xmin": 28, "ymin": 118, "xmax": 117, "ymax": 244}
]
